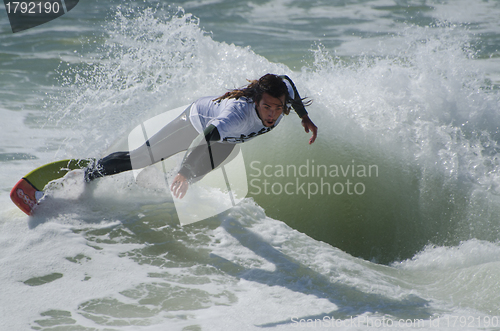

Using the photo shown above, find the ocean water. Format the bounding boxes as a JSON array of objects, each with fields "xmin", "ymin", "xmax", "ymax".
[{"xmin": 2, "ymin": 0, "xmax": 500, "ymax": 330}]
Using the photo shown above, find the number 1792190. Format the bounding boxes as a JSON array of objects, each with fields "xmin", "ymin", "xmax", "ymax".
[{"xmin": 5, "ymin": 1, "xmax": 61, "ymax": 14}]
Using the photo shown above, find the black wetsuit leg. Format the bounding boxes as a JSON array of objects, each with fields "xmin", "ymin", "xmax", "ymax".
[
  {"xmin": 85, "ymin": 106, "xmax": 198, "ymax": 181},
  {"xmin": 84, "ymin": 152, "xmax": 132, "ymax": 181}
]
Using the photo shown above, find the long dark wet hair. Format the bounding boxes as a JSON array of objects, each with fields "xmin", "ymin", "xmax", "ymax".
[{"xmin": 213, "ymin": 73, "xmax": 291, "ymax": 115}]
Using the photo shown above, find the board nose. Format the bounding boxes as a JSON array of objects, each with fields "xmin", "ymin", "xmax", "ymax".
[{"xmin": 10, "ymin": 178, "xmax": 38, "ymax": 215}]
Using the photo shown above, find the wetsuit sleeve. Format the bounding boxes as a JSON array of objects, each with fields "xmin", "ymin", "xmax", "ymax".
[
  {"xmin": 178, "ymin": 124, "xmax": 221, "ymax": 180},
  {"xmin": 202, "ymin": 124, "xmax": 221, "ymax": 142},
  {"xmin": 280, "ymin": 75, "xmax": 308, "ymax": 118}
]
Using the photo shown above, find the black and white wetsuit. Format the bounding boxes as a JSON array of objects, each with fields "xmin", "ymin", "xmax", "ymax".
[{"xmin": 85, "ymin": 75, "xmax": 307, "ymax": 182}]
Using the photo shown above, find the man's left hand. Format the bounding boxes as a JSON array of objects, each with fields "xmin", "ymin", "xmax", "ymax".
[{"xmin": 301, "ymin": 115, "xmax": 318, "ymax": 144}]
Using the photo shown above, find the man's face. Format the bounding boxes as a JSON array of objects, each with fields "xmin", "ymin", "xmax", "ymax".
[{"xmin": 256, "ymin": 92, "xmax": 285, "ymax": 127}]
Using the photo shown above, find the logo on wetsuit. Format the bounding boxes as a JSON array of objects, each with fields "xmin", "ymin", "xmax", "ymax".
[{"xmin": 223, "ymin": 127, "xmax": 273, "ymax": 143}]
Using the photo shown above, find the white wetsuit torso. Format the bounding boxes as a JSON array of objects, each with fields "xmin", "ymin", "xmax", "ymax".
[{"xmin": 189, "ymin": 96, "xmax": 283, "ymax": 143}]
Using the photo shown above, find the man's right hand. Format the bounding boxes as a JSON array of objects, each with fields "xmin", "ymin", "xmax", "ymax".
[{"xmin": 170, "ymin": 173, "xmax": 189, "ymax": 199}]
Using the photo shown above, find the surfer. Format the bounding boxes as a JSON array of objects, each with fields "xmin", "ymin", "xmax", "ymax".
[{"xmin": 85, "ymin": 73, "xmax": 318, "ymax": 198}]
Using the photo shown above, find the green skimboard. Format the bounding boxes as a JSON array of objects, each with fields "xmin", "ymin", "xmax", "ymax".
[{"xmin": 10, "ymin": 159, "xmax": 94, "ymax": 215}]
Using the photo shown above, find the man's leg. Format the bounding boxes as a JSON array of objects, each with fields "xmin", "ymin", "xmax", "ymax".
[{"xmin": 85, "ymin": 106, "xmax": 198, "ymax": 181}]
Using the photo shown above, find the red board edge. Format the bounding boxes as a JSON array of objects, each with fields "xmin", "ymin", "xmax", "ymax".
[{"xmin": 10, "ymin": 178, "xmax": 40, "ymax": 215}]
